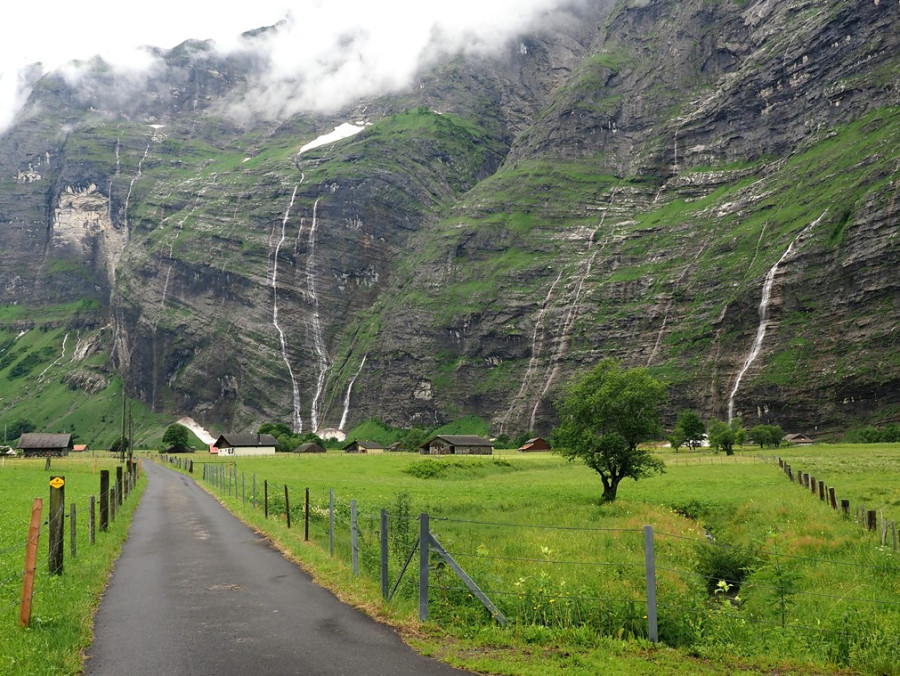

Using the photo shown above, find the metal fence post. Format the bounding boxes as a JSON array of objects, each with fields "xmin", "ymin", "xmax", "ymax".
[
  {"xmin": 305, "ymin": 488, "xmax": 310, "ymax": 542},
  {"xmin": 643, "ymin": 525, "xmax": 659, "ymax": 643},
  {"xmin": 89, "ymin": 495, "xmax": 95, "ymax": 545},
  {"xmin": 242, "ymin": 473, "xmax": 245, "ymax": 504},
  {"xmin": 253, "ymin": 474, "xmax": 257, "ymax": 509},
  {"xmin": 419, "ymin": 513, "xmax": 430, "ymax": 621},
  {"xmin": 381, "ymin": 509, "xmax": 389, "ymax": 599},
  {"xmin": 329, "ymin": 489, "xmax": 335, "ymax": 556},
  {"xmin": 69, "ymin": 503, "xmax": 76, "ymax": 559},
  {"xmin": 351, "ymin": 499, "xmax": 358, "ymax": 576}
]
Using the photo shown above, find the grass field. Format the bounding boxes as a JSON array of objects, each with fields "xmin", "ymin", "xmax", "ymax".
[
  {"xmin": 0, "ymin": 455, "xmax": 144, "ymax": 675},
  {"xmin": 175, "ymin": 443, "xmax": 900, "ymax": 675}
]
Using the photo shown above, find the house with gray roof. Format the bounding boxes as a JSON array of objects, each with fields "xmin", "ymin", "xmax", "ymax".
[{"xmin": 419, "ymin": 435, "xmax": 493, "ymax": 455}]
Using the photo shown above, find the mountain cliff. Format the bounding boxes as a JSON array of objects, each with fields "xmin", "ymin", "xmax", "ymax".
[{"xmin": 1, "ymin": 0, "xmax": 897, "ymax": 444}]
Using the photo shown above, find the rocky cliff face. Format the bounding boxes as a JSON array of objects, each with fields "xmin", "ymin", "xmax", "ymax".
[{"xmin": 0, "ymin": 0, "xmax": 897, "ymax": 442}]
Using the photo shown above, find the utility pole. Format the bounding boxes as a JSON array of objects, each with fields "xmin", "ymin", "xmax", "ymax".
[{"xmin": 120, "ymin": 380, "xmax": 126, "ymax": 463}]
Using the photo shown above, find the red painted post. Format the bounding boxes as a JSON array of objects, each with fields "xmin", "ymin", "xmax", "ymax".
[{"xmin": 20, "ymin": 498, "xmax": 43, "ymax": 627}]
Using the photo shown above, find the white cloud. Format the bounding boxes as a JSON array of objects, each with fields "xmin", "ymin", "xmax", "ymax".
[{"xmin": 0, "ymin": 0, "xmax": 583, "ymax": 132}]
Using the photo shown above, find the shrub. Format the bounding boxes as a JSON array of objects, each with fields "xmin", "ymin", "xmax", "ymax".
[{"xmin": 695, "ymin": 541, "xmax": 758, "ymax": 596}]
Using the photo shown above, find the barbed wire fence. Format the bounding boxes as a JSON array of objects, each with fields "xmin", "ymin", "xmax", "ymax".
[{"xmin": 187, "ymin": 454, "xmax": 900, "ymax": 669}]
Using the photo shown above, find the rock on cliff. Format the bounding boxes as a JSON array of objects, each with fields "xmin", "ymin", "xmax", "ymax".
[{"xmin": 0, "ymin": 0, "xmax": 897, "ymax": 441}]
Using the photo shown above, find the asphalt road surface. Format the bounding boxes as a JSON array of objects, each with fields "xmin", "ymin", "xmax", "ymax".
[{"xmin": 83, "ymin": 460, "xmax": 472, "ymax": 675}]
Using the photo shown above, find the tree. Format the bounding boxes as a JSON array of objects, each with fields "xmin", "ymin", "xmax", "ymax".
[
  {"xmin": 672, "ymin": 410, "xmax": 706, "ymax": 451},
  {"xmin": 708, "ymin": 419, "xmax": 735, "ymax": 455},
  {"xmin": 162, "ymin": 423, "xmax": 191, "ymax": 452},
  {"xmin": 748, "ymin": 424, "xmax": 785, "ymax": 449},
  {"xmin": 730, "ymin": 417, "xmax": 746, "ymax": 447},
  {"xmin": 553, "ymin": 358, "xmax": 666, "ymax": 502},
  {"xmin": 7, "ymin": 418, "xmax": 35, "ymax": 441},
  {"xmin": 110, "ymin": 436, "xmax": 130, "ymax": 454}
]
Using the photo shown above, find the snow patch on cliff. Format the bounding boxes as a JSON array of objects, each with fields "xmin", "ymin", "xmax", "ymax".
[{"xmin": 299, "ymin": 123, "xmax": 368, "ymax": 154}]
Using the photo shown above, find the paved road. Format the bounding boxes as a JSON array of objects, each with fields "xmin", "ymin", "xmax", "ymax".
[{"xmin": 84, "ymin": 460, "xmax": 472, "ymax": 675}]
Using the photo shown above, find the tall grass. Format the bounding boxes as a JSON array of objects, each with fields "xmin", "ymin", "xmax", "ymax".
[
  {"xmin": 187, "ymin": 444, "xmax": 900, "ymax": 674},
  {"xmin": 0, "ymin": 456, "xmax": 145, "ymax": 675}
]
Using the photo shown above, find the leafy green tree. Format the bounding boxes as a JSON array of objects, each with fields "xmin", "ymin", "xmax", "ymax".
[
  {"xmin": 708, "ymin": 419, "xmax": 735, "ymax": 455},
  {"xmin": 730, "ymin": 417, "xmax": 746, "ymax": 447},
  {"xmin": 749, "ymin": 424, "xmax": 785, "ymax": 448},
  {"xmin": 259, "ymin": 422, "xmax": 292, "ymax": 438},
  {"xmin": 110, "ymin": 436, "xmax": 130, "ymax": 454},
  {"xmin": 399, "ymin": 427, "xmax": 430, "ymax": 452},
  {"xmin": 672, "ymin": 410, "xmax": 706, "ymax": 451},
  {"xmin": 553, "ymin": 358, "xmax": 666, "ymax": 502},
  {"xmin": 7, "ymin": 418, "xmax": 35, "ymax": 441},
  {"xmin": 162, "ymin": 423, "xmax": 191, "ymax": 452},
  {"xmin": 668, "ymin": 427, "xmax": 687, "ymax": 452}
]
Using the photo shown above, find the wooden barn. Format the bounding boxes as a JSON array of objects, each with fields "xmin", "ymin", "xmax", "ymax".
[
  {"xmin": 214, "ymin": 433, "xmax": 278, "ymax": 457},
  {"xmin": 518, "ymin": 437, "xmax": 552, "ymax": 452},
  {"xmin": 783, "ymin": 434, "xmax": 814, "ymax": 446},
  {"xmin": 295, "ymin": 442, "xmax": 327, "ymax": 454},
  {"xmin": 343, "ymin": 440, "xmax": 385, "ymax": 454},
  {"xmin": 17, "ymin": 433, "xmax": 73, "ymax": 458},
  {"xmin": 419, "ymin": 435, "xmax": 493, "ymax": 455}
]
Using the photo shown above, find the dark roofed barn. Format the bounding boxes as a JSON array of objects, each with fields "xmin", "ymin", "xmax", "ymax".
[
  {"xmin": 343, "ymin": 440, "xmax": 385, "ymax": 454},
  {"xmin": 295, "ymin": 442, "xmax": 327, "ymax": 454},
  {"xmin": 18, "ymin": 433, "xmax": 74, "ymax": 458},
  {"xmin": 419, "ymin": 435, "xmax": 493, "ymax": 456}
]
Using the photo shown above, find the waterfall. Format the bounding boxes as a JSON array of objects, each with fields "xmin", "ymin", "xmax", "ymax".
[
  {"xmin": 498, "ymin": 270, "xmax": 563, "ymax": 434},
  {"xmin": 526, "ymin": 187, "xmax": 620, "ymax": 431},
  {"xmin": 272, "ymin": 185, "xmax": 303, "ymax": 433},
  {"xmin": 37, "ymin": 332, "xmax": 69, "ymax": 382},
  {"xmin": 123, "ymin": 142, "xmax": 150, "ymax": 228},
  {"xmin": 306, "ymin": 198, "xmax": 331, "ymax": 432},
  {"xmin": 646, "ymin": 241, "xmax": 709, "ymax": 366},
  {"xmin": 727, "ymin": 211, "xmax": 827, "ymax": 421},
  {"xmin": 338, "ymin": 354, "xmax": 367, "ymax": 431}
]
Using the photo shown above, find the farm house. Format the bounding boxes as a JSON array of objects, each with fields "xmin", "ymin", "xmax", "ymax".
[
  {"xmin": 419, "ymin": 435, "xmax": 493, "ymax": 455},
  {"xmin": 213, "ymin": 433, "xmax": 278, "ymax": 457}
]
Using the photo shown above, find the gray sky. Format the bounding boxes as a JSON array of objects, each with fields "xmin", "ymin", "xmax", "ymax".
[{"xmin": 0, "ymin": 0, "xmax": 575, "ymax": 132}]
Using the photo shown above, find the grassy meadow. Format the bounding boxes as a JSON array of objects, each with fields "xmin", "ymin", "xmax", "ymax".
[
  {"xmin": 178, "ymin": 443, "xmax": 900, "ymax": 675},
  {"xmin": 0, "ymin": 455, "xmax": 144, "ymax": 675}
]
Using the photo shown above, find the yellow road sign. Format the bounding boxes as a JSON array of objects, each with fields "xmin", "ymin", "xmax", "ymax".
[{"xmin": 49, "ymin": 477, "xmax": 64, "ymax": 489}]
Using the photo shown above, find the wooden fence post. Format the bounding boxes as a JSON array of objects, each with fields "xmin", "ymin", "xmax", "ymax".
[
  {"xmin": 116, "ymin": 466, "xmax": 123, "ymax": 506},
  {"xmin": 829, "ymin": 487, "xmax": 837, "ymax": 510},
  {"xmin": 48, "ymin": 476, "xmax": 65, "ymax": 575},
  {"xmin": 19, "ymin": 498, "xmax": 43, "ymax": 627},
  {"xmin": 285, "ymin": 485, "xmax": 291, "ymax": 529},
  {"xmin": 867, "ymin": 510, "xmax": 877, "ymax": 531},
  {"xmin": 100, "ymin": 471, "xmax": 109, "ymax": 532},
  {"xmin": 840, "ymin": 499, "xmax": 850, "ymax": 515}
]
